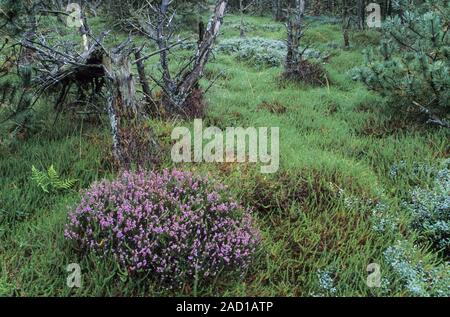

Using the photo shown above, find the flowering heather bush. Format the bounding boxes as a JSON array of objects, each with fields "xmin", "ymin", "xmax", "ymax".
[{"xmin": 65, "ymin": 169, "xmax": 260, "ymax": 288}]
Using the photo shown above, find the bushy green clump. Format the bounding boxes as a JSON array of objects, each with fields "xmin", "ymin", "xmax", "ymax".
[
  {"xmin": 407, "ymin": 163, "xmax": 449, "ymax": 256},
  {"xmin": 216, "ymin": 37, "xmax": 322, "ymax": 68},
  {"xmin": 371, "ymin": 201, "xmax": 398, "ymax": 234},
  {"xmin": 384, "ymin": 241, "xmax": 450, "ymax": 297},
  {"xmin": 334, "ymin": 187, "xmax": 398, "ymax": 234},
  {"xmin": 0, "ymin": 0, "xmax": 28, "ymax": 35},
  {"xmin": 389, "ymin": 160, "xmax": 438, "ymax": 182},
  {"xmin": 225, "ymin": 22, "xmax": 282, "ymax": 33},
  {"xmin": 389, "ymin": 160, "xmax": 449, "ymax": 256},
  {"xmin": 216, "ymin": 37, "xmax": 285, "ymax": 68},
  {"xmin": 350, "ymin": 30, "xmax": 381, "ymax": 47},
  {"xmin": 305, "ymin": 16, "xmax": 342, "ymax": 26},
  {"xmin": 316, "ymin": 269, "xmax": 337, "ymax": 296},
  {"xmin": 353, "ymin": 0, "xmax": 450, "ymax": 124},
  {"xmin": 0, "ymin": 64, "xmax": 35, "ymax": 149}
]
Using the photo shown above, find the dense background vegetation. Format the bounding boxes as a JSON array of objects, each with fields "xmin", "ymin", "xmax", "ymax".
[{"xmin": 0, "ymin": 0, "xmax": 448, "ymax": 296}]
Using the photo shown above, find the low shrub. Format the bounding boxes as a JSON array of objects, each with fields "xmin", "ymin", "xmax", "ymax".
[
  {"xmin": 282, "ymin": 60, "xmax": 328, "ymax": 86},
  {"xmin": 384, "ymin": 240, "xmax": 450, "ymax": 297},
  {"xmin": 224, "ymin": 22, "xmax": 282, "ymax": 33},
  {"xmin": 305, "ymin": 16, "xmax": 341, "ymax": 26},
  {"xmin": 315, "ymin": 269, "xmax": 337, "ymax": 296},
  {"xmin": 151, "ymin": 88, "xmax": 208, "ymax": 120},
  {"xmin": 407, "ymin": 163, "xmax": 449, "ymax": 257},
  {"xmin": 216, "ymin": 38, "xmax": 286, "ymax": 68},
  {"xmin": 350, "ymin": 30, "xmax": 381, "ymax": 47},
  {"xmin": 257, "ymin": 101, "xmax": 287, "ymax": 114},
  {"xmin": 389, "ymin": 160, "xmax": 438, "ymax": 186},
  {"xmin": 390, "ymin": 160, "xmax": 449, "ymax": 256},
  {"xmin": 65, "ymin": 169, "xmax": 260, "ymax": 289},
  {"xmin": 216, "ymin": 37, "xmax": 322, "ymax": 68},
  {"xmin": 177, "ymin": 88, "xmax": 208, "ymax": 119}
]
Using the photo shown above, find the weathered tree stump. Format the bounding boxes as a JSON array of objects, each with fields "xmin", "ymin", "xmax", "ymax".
[{"xmin": 103, "ymin": 49, "xmax": 158, "ymax": 168}]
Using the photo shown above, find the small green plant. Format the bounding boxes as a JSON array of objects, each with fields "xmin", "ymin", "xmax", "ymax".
[
  {"xmin": 216, "ymin": 37, "xmax": 322, "ymax": 68},
  {"xmin": 384, "ymin": 240, "xmax": 450, "ymax": 297},
  {"xmin": 31, "ymin": 165, "xmax": 77, "ymax": 193},
  {"xmin": 407, "ymin": 163, "xmax": 450, "ymax": 256}
]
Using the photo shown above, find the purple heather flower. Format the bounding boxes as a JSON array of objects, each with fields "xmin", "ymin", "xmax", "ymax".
[{"xmin": 65, "ymin": 169, "xmax": 260, "ymax": 288}]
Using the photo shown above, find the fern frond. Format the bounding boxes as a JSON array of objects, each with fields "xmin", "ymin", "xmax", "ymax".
[
  {"xmin": 30, "ymin": 165, "xmax": 77, "ymax": 193},
  {"xmin": 31, "ymin": 165, "xmax": 49, "ymax": 193},
  {"xmin": 54, "ymin": 178, "xmax": 78, "ymax": 190},
  {"xmin": 47, "ymin": 165, "xmax": 59, "ymax": 183}
]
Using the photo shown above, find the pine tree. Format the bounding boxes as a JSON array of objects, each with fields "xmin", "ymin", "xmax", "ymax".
[
  {"xmin": 0, "ymin": 0, "xmax": 41, "ymax": 144},
  {"xmin": 354, "ymin": 0, "xmax": 450, "ymax": 127}
]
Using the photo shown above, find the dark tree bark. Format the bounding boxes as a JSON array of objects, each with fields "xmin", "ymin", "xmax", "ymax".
[
  {"xmin": 20, "ymin": 30, "xmax": 162, "ymax": 167},
  {"xmin": 272, "ymin": 0, "xmax": 284, "ymax": 21},
  {"xmin": 285, "ymin": 0, "xmax": 306, "ymax": 74},
  {"xmin": 103, "ymin": 49, "xmax": 138, "ymax": 163},
  {"xmin": 136, "ymin": 0, "xmax": 229, "ymax": 114},
  {"xmin": 342, "ymin": 0, "xmax": 351, "ymax": 49},
  {"xmin": 357, "ymin": 0, "xmax": 365, "ymax": 30},
  {"xmin": 134, "ymin": 48, "xmax": 153, "ymax": 107},
  {"xmin": 177, "ymin": 0, "xmax": 228, "ymax": 99},
  {"xmin": 239, "ymin": 0, "xmax": 255, "ymax": 37}
]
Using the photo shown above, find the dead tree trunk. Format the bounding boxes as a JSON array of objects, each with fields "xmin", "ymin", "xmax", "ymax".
[
  {"xmin": 103, "ymin": 43, "xmax": 160, "ymax": 168},
  {"xmin": 22, "ymin": 32, "xmax": 155, "ymax": 167},
  {"xmin": 272, "ymin": 0, "xmax": 284, "ymax": 21},
  {"xmin": 176, "ymin": 0, "xmax": 228, "ymax": 101},
  {"xmin": 103, "ymin": 54, "xmax": 137, "ymax": 162},
  {"xmin": 19, "ymin": 5, "xmax": 38, "ymax": 66},
  {"xmin": 357, "ymin": 0, "xmax": 365, "ymax": 30},
  {"xmin": 285, "ymin": 0, "xmax": 306, "ymax": 74},
  {"xmin": 134, "ymin": 48, "xmax": 153, "ymax": 107},
  {"xmin": 136, "ymin": 0, "xmax": 229, "ymax": 114},
  {"xmin": 239, "ymin": 0, "xmax": 255, "ymax": 38},
  {"xmin": 239, "ymin": 0, "xmax": 246, "ymax": 37},
  {"xmin": 103, "ymin": 47, "xmax": 139, "ymax": 164},
  {"xmin": 131, "ymin": 0, "xmax": 228, "ymax": 116},
  {"xmin": 342, "ymin": 0, "xmax": 351, "ymax": 49}
]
